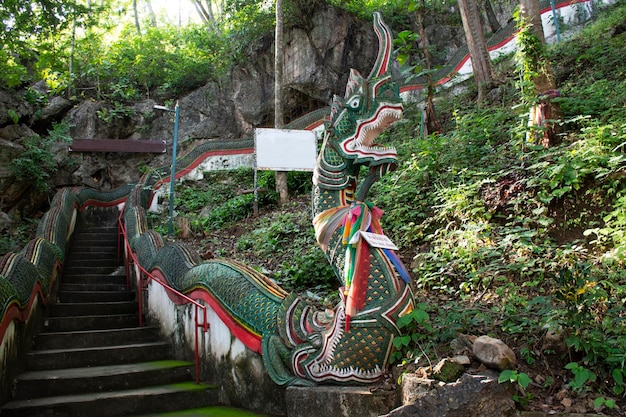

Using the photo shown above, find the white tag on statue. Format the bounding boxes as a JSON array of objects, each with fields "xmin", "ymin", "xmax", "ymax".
[{"xmin": 351, "ymin": 231, "xmax": 399, "ymax": 250}]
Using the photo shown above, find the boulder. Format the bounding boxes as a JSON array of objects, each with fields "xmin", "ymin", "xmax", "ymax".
[
  {"xmin": 388, "ymin": 371, "xmax": 517, "ymax": 417},
  {"xmin": 0, "ymin": 90, "xmax": 33, "ymax": 126},
  {"xmin": 472, "ymin": 335, "xmax": 517, "ymax": 371},
  {"xmin": 0, "ymin": 211, "xmax": 13, "ymax": 232},
  {"xmin": 0, "ymin": 124, "xmax": 37, "ymax": 143},
  {"xmin": 34, "ymin": 96, "xmax": 72, "ymax": 126}
]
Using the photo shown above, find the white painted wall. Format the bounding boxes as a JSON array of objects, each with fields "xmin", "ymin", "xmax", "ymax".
[{"xmin": 142, "ymin": 278, "xmax": 282, "ymax": 414}]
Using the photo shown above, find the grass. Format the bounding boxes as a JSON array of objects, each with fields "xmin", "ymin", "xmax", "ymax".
[{"xmin": 147, "ymin": 406, "xmax": 273, "ymax": 416}]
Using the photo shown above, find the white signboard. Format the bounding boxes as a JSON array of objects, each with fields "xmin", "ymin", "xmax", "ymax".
[{"xmin": 254, "ymin": 128, "xmax": 317, "ymax": 171}]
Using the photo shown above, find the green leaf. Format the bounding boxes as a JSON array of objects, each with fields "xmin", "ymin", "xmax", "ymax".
[
  {"xmin": 392, "ymin": 337, "xmax": 403, "ymax": 349},
  {"xmin": 7, "ymin": 109, "xmax": 18, "ymax": 124},
  {"xmin": 517, "ymin": 372, "xmax": 532, "ymax": 389},
  {"xmin": 574, "ymin": 370, "xmax": 590, "ymax": 387},
  {"xmin": 412, "ymin": 309, "xmax": 429, "ymax": 323},
  {"xmin": 593, "ymin": 397, "xmax": 605, "ymax": 409},
  {"xmin": 612, "ymin": 368, "xmax": 623, "ymax": 385},
  {"xmin": 498, "ymin": 369, "xmax": 514, "ymax": 383}
]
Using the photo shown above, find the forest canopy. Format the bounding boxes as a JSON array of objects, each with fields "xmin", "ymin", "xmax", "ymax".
[{"xmin": 0, "ymin": 0, "xmax": 399, "ymax": 97}]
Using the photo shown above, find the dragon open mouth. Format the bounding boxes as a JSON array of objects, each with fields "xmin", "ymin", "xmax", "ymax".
[
  {"xmin": 302, "ymin": 307, "xmax": 386, "ymax": 384},
  {"xmin": 341, "ymin": 104, "xmax": 403, "ymax": 163}
]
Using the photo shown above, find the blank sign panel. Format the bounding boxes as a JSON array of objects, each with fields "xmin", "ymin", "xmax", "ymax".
[{"xmin": 254, "ymin": 128, "xmax": 317, "ymax": 171}]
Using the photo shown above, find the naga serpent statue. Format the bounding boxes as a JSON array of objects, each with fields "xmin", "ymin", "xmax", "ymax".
[
  {"xmin": 168, "ymin": 12, "xmax": 414, "ymax": 386},
  {"xmin": 0, "ymin": 13, "xmax": 414, "ymax": 388}
]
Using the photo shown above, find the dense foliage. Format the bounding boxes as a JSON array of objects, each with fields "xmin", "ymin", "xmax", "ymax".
[
  {"xmin": 0, "ymin": 1, "xmax": 267, "ymax": 97},
  {"xmin": 372, "ymin": 3, "xmax": 626, "ymax": 412},
  {"xmin": 0, "ymin": 0, "xmax": 425, "ymax": 99}
]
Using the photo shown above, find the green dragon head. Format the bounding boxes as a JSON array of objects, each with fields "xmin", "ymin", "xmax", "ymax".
[
  {"xmin": 326, "ymin": 69, "xmax": 403, "ymax": 168},
  {"xmin": 317, "ymin": 13, "xmax": 403, "ymax": 203}
]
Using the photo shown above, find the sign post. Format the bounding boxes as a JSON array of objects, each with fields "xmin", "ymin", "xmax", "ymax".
[{"xmin": 154, "ymin": 102, "xmax": 180, "ymax": 235}]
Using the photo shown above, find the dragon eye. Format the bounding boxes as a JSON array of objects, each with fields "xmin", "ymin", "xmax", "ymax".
[{"xmin": 346, "ymin": 96, "xmax": 361, "ymax": 109}]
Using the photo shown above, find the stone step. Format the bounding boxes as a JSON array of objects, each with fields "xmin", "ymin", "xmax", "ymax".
[
  {"xmin": 26, "ymin": 341, "xmax": 171, "ymax": 371},
  {"xmin": 58, "ymin": 289, "xmax": 135, "ymax": 303},
  {"xmin": 60, "ymin": 282, "xmax": 128, "ymax": 292},
  {"xmin": 12, "ymin": 360, "xmax": 195, "ymax": 401},
  {"xmin": 61, "ymin": 274, "xmax": 127, "ymax": 286},
  {"xmin": 68, "ymin": 243, "xmax": 119, "ymax": 253},
  {"xmin": 1, "ymin": 381, "xmax": 218, "ymax": 417},
  {"xmin": 71, "ymin": 229, "xmax": 119, "ymax": 239},
  {"xmin": 135, "ymin": 406, "xmax": 273, "ymax": 417},
  {"xmin": 34, "ymin": 326, "xmax": 158, "ymax": 350},
  {"xmin": 49, "ymin": 301, "xmax": 137, "ymax": 317},
  {"xmin": 0, "ymin": 217, "xmax": 220, "ymax": 417},
  {"xmin": 64, "ymin": 258, "xmax": 124, "ymax": 268},
  {"xmin": 67, "ymin": 254, "xmax": 120, "ymax": 263},
  {"xmin": 44, "ymin": 313, "xmax": 139, "ymax": 332},
  {"xmin": 68, "ymin": 243, "xmax": 119, "ymax": 252},
  {"xmin": 63, "ymin": 265, "xmax": 126, "ymax": 275},
  {"xmin": 70, "ymin": 236, "xmax": 122, "ymax": 249},
  {"xmin": 67, "ymin": 245, "xmax": 119, "ymax": 254}
]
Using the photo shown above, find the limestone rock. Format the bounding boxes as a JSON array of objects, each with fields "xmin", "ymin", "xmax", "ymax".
[
  {"xmin": 452, "ymin": 355, "xmax": 471, "ymax": 366},
  {"xmin": 388, "ymin": 371, "xmax": 516, "ymax": 417},
  {"xmin": 0, "ymin": 124, "xmax": 37, "ymax": 143},
  {"xmin": 450, "ymin": 334, "xmax": 475, "ymax": 356},
  {"xmin": 432, "ymin": 358, "xmax": 465, "ymax": 382},
  {"xmin": 472, "ymin": 335, "xmax": 516, "ymax": 371},
  {"xmin": 67, "ymin": 100, "xmax": 138, "ymax": 140},
  {"xmin": 0, "ymin": 89, "xmax": 33, "ymax": 126},
  {"xmin": 0, "ymin": 211, "xmax": 13, "ymax": 232},
  {"xmin": 285, "ymin": 6, "xmax": 378, "ymax": 103},
  {"xmin": 287, "ymin": 385, "xmax": 397, "ymax": 417},
  {"xmin": 34, "ymin": 96, "xmax": 72, "ymax": 126},
  {"xmin": 541, "ymin": 326, "xmax": 568, "ymax": 353}
]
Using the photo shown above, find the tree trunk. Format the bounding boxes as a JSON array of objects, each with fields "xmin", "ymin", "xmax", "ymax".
[
  {"xmin": 132, "ymin": 0, "xmax": 141, "ymax": 35},
  {"xmin": 275, "ymin": 0, "xmax": 288, "ymax": 205},
  {"xmin": 458, "ymin": 0, "xmax": 494, "ymax": 102},
  {"xmin": 482, "ymin": 0, "xmax": 501, "ymax": 34},
  {"xmin": 68, "ymin": 22, "xmax": 76, "ymax": 99},
  {"xmin": 415, "ymin": 6, "xmax": 440, "ymax": 134},
  {"xmin": 520, "ymin": 0, "xmax": 545, "ymax": 42},
  {"xmin": 194, "ymin": 0, "xmax": 221, "ymax": 35},
  {"xmin": 145, "ymin": 0, "xmax": 157, "ymax": 27},
  {"xmin": 193, "ymin": 0, "xmax": 210, "ymax": 25},
  {"xmin": 204, "ymin": 1, "xmax": 221, "ymax": 35},
  {"xmin": 519, "ymin": 0, "xmax": 562, "ymax": 147}
]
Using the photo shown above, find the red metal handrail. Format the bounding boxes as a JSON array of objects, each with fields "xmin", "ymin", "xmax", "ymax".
[{"xmin": 116, "ymin": 210, "xmax": 208, "ymax": 384}]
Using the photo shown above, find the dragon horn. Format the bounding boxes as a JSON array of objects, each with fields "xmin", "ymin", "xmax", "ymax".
[{"xmin": 367, "ymin": 12, "xmax": 393, "ymax": 80}]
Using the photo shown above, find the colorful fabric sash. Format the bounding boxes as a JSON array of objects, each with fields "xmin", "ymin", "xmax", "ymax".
[{"xmin": 313, "ymin": 201, "xmax": 411, "ymax": 331}]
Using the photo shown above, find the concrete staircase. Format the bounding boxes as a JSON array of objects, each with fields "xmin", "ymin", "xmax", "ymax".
[{"xmin": 1, "ymin": 224, "xmax": 219, "ymax": 417}]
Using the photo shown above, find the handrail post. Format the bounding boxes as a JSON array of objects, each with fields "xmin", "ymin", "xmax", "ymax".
[
  {"xmin": 138, "ymin": 269, "xmax": 143, "ymax": 328},
  {"xmin": 125, "ymin": 256, "xmax": 131, "ymax": 291},
  {"xmin": 118, "ymin": 217, "xmax": 209, "ymax": 384},
  {"xmin": 195, "ymin": 305, "xmax": 200, "ymax": 384}
]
